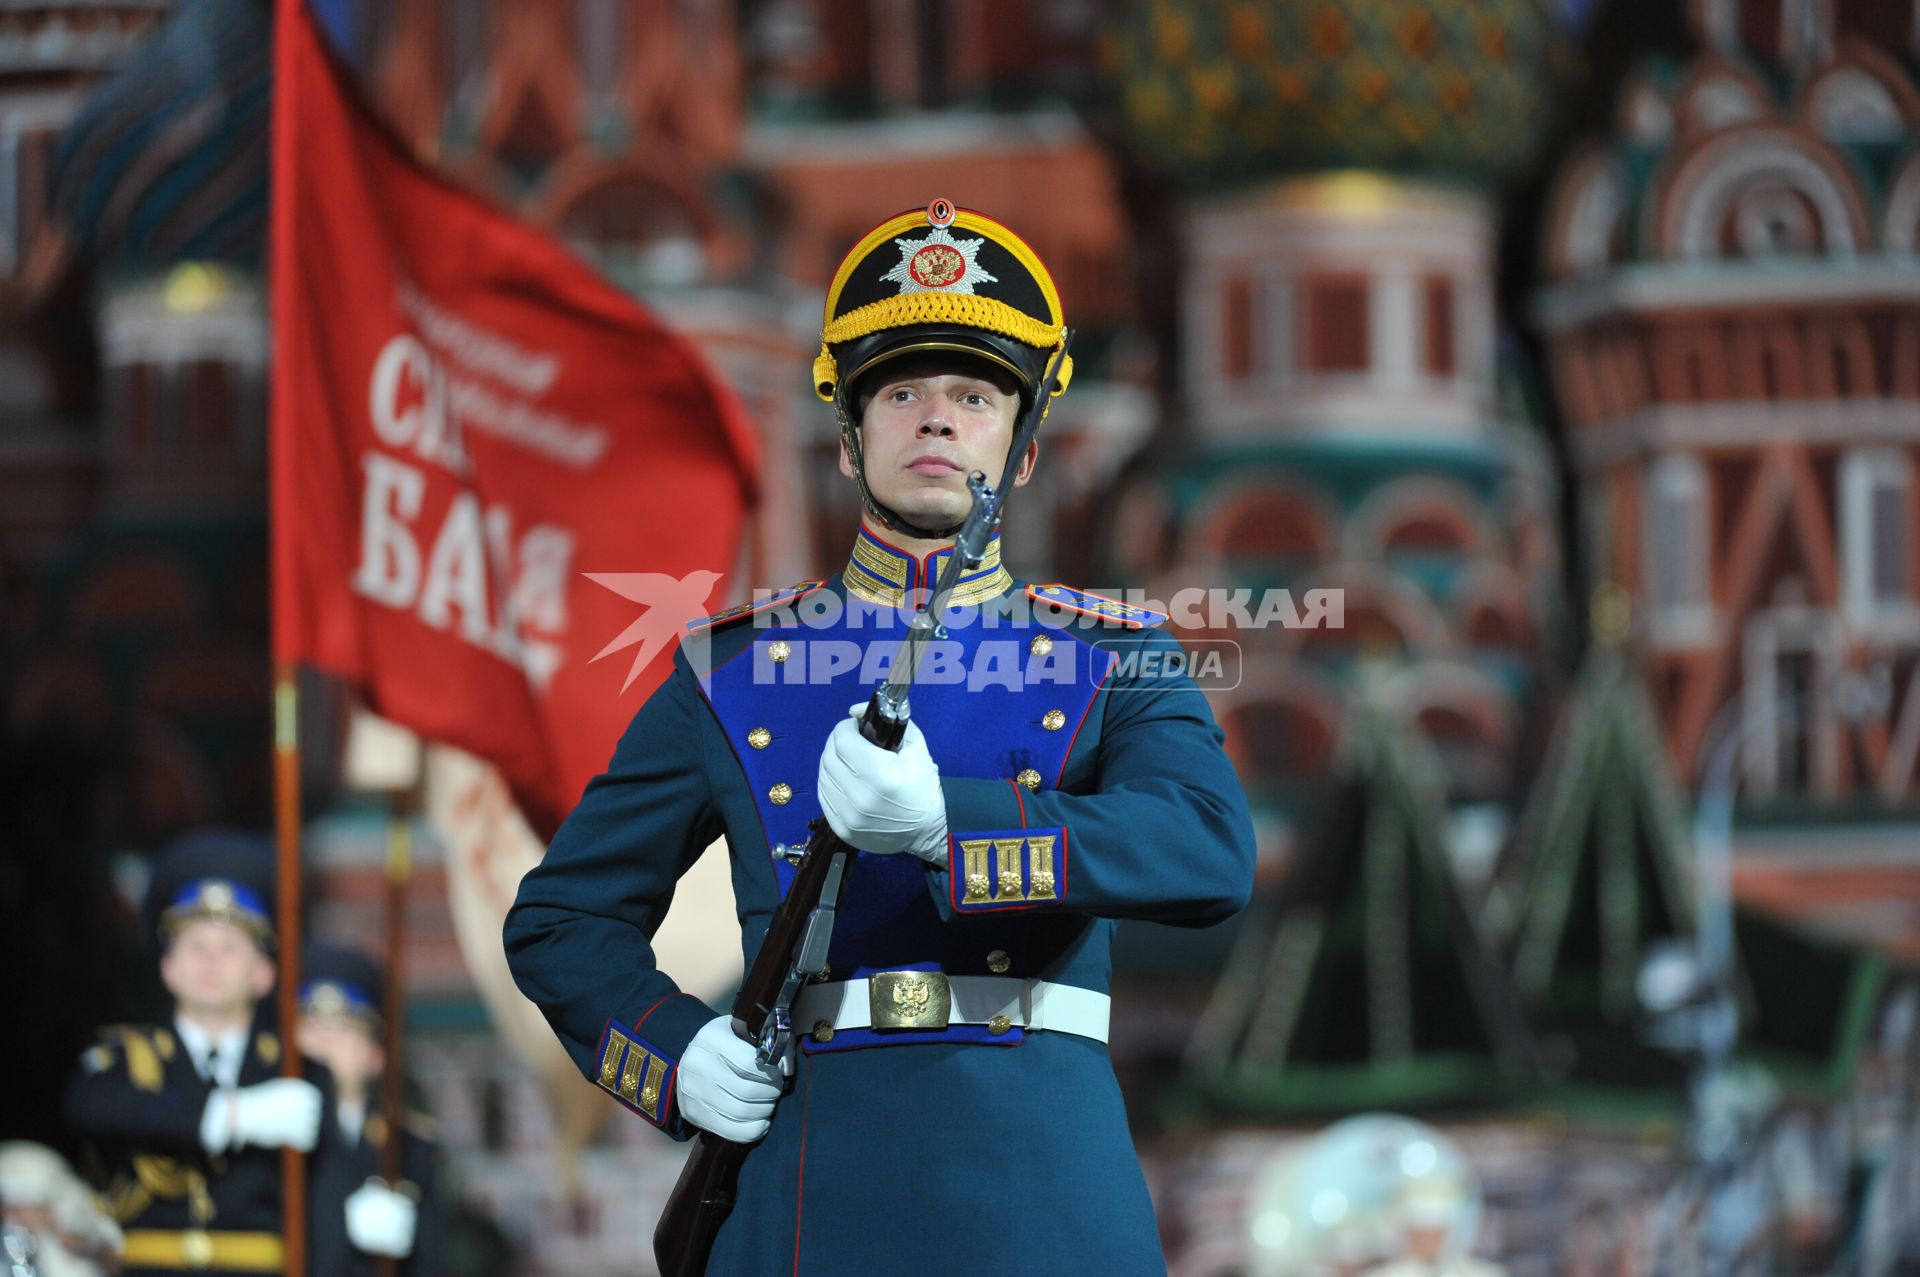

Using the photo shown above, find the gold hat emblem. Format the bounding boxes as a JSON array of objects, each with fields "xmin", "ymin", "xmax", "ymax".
[
  {"xmin": 305, "ymin": 982, "xmax": 352, "ymax": 1018},
  {"xmin": 909, "ymin": 243, "xmax": 965, "ymax": 288},
  {"xmin": 882, "ymin": 226, "xmax": 997, "ymax": 296}
]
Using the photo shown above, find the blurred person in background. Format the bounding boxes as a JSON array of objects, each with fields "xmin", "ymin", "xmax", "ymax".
[
  {"xmin": 295, "ymin": 941, "xmax": 443, "ymax": 1276},
  {"xmin": 0, "ymin": 1141, "xmax": 122, "ymax": 1277},
  {"xmin": 1365, "ymin": 1176, "xmax": 1504, "ymax": 1276},
  {"xmin": 61, "ymin": 834, "xmax": 322, "ymax": 1276}
]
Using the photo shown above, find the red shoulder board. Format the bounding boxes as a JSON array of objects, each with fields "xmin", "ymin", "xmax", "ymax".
[
  {"xmin": 685, "ymin": 580, "xmax": 826, "ymax": 634},
  {"xmin": 1026, "ymin": 583, "xmax": 1167, "ymax": 629}
]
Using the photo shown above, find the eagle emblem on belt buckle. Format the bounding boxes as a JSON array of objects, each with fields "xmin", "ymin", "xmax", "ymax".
[{"xmin": 869, "ymin": 971, "xmax": 952, "ymax": 1030}]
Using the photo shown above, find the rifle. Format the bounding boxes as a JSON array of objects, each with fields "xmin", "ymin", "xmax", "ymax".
[{"xmin": 652, "ymin": 340, "xmax": 1070, "ymax": 1276}]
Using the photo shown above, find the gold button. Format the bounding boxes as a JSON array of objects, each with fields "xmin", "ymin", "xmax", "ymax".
[
  {"xmin": 1016, "ymin": 768, "xmax": 1042, "ymax": 791},
  {"xmin": 812, "ymin": 1020, "xmax": 835, "ymax": 1043},
  {"xmin": 987, "ymin": 950, "xmax": 1011, "ymax": 974},
  {"xmin": 182, "ymin": 1231, "xmax": 214, "ymax": 1268},
  {"xmin": 769, "ymin": 783, "xmax": 793, "ymax": 805},
  {"xmin": 987, "ymin": 1015, "xmax": 1012, "ymax": 1036},
  {"xmin": 1030, "ymin": 634, "xmax": 1054, "ymax": 656},
  {"xmin": 767, "ymin": 640, "xmax": 792, "ymax": 663},
  {"xmin": 1041, "ymin": 709, "xmax": 1066, "ymax": 731},
  {"xmin": 747, "ymin": 726, "xmax": 772, "ymax": 749}
]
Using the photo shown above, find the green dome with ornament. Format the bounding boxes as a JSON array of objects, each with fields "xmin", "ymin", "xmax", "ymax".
[{"xmin": 1105, "ymin": 0, "xmax": 1580, "ymax": 190}]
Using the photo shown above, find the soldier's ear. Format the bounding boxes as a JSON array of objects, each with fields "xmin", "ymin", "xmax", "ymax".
[
  {"xmin": 158, "ymin": 946, "xmax": 184, "ymax": 998},
  {"xmin": 837, "ymin": 438, "xmax": 856, "ymax": 480},
  {"xmin": 252, "ymin": 956, "xmax": 276, "ymax": 1000},
  {"xmin": 1012, "ymin": 441, "xmax": 1040, "ymax": 488}
]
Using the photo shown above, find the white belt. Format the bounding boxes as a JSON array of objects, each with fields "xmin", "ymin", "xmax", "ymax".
[{"xmin": 794, "ymin": 974, "xmax": 1110, "ymax": 1044}]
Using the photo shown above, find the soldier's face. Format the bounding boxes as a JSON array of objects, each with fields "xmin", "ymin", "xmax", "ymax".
[
  {"xmin": 161, "ymin": 919, "xmax": 274, "ymax": 1018},
  {"xmin": 296, "ymin": 1016, "xmax": 385, "ymax": 1094},
  {"xmin": 845, "ymin": 358, "xmax": 1036, "ymax": 533}
]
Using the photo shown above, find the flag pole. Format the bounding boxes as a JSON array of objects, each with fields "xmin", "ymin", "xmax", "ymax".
[
  {"xmin": 272, "ymin": 671, "xmax": 307, "ymax": 1277},
  {"xmin": 269, "ymin": 0, "xmax": 308, "ymax": 1271},
  {"xmin": 375, "ymin": 764, "xmax": 417, "ymax": 1277}
]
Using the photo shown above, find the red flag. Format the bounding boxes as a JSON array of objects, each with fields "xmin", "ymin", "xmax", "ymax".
[{"xmin": 268, "ymin": 0, "xmax": 759, "ymax": 838}]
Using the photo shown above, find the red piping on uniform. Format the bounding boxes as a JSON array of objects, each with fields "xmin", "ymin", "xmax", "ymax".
[
  {"xmin": 633, "ymin": 994, "xmax": 676, "ymax": 1031},
  {"xmin": 792, "ymin": 1059, "xmax": 812, "ymax": 1276},
  {"xmin": 1055, "ymin": 654, "xmax": 1113, "ymax": 787},
  {"xmin": 1009, "ymin": 777, "xmax": 1027, "ymax": 827},
  {"xmin": 1059, "ymin": 826, "xmax": 1070, "ymax": 903}
]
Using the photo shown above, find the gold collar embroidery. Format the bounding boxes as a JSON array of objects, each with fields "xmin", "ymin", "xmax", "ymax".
[{"xmin": 843, "ymin": 525, "xmax": 1013, "ymax": 608}]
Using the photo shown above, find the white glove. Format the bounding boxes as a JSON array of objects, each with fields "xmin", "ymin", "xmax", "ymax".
[
  {"xmin": 817, "ymin": 705, "xmax": 947, "ymax": 862},
  {"xmin": 344, "ymin": 1180, "xmax": 417, "ymax": 1258},
  {"xmin": 216, "ymin": 1078, "xmax": 323, "ymax": 1152},
  {"xmin": 676, "ymin": 1015, "xmax": 787, "ymax": 1143}
]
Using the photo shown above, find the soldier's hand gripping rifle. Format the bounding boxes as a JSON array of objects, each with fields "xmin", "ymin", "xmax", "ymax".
[{"xmin": 652, "ymin": 339, "xmax": 1070, "ymax": 1277}]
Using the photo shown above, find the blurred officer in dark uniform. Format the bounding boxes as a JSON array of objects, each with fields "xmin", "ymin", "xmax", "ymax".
[
  {"xmin": 506, "ymin": 202, "xmax": 1256, "ymax": 1274},
  {"xmin": 295, "ymin": 943, "xmax": 442, "ymax": 1277},
  {"xmin": 64, "ymin": 833, "xmax": 322, "ymax": 1275}
]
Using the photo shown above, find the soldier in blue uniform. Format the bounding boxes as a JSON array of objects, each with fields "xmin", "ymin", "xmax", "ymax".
[
  {"xmin": 505, "ymin": 202, "xmax": 1256, "ymax": 1275},
  {"xmin": 64, "ymin": 835, "xmax": 323, "ymax": 1276},
  {"xmin": 294, "ymin": 943, "xmax": 443, "ymax": 1277}
]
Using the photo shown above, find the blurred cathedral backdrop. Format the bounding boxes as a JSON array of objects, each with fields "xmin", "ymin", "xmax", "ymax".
[{"xmin": 1, "ymin": 0, "xmax": 1917, "ymax": 1274}]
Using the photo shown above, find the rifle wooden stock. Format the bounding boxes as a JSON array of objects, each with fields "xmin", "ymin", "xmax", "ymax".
[
  {"xmin": 651, "ymin": 1131, "xmax": 750, "ymax": 1277},
  {"xmin": 652, "ymin": 702, "xmax": 900, "ymax": 1275}
]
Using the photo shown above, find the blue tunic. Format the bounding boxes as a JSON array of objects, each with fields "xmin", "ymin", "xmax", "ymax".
[{"xmin": 505, "ymin": 529, "xmax": 1255, "ymax": 1275}]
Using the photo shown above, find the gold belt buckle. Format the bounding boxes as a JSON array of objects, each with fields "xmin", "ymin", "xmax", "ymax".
[{"xmin": 868, "ymin": 971, "xmax": 951, "ymax": 1030}]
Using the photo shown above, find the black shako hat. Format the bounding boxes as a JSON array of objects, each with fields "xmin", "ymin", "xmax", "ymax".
[{"xmin": 814, "ymin": 199, "xmax": 1072, "ymax": 539}]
